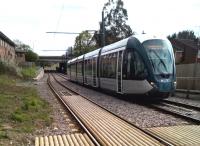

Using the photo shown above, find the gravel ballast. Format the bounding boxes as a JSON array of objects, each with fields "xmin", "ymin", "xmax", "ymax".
[
  {"xmin": 34, "ymin": 74, "xmax": 82, "ymax": 136},
  {"xmin": 57, "ymin": 74, "xmax": 192, "ymax": 128}
]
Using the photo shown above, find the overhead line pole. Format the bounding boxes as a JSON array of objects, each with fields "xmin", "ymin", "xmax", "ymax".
[{"xmin": 102, "ymin": 8, "xmax": 105, "ymax": 47}]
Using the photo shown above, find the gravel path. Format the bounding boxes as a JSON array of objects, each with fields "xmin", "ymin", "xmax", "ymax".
[
  {"xmin": 56, "ymin": 74, "xmax": 192, "ymax": 128},
  {"xmin": 34, "ymin": 74, "xmax": 82, "ymax": 137}
]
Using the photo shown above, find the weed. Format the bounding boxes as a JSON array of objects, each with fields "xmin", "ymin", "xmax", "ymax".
[
  {"xmin": 0, "ymin": 61, "xmax": 19, "ymax": 76},
  {"xmin": 11, "ymin": 111, "xmax": 29, "ymax": 123},
  {"xmin": 0, "ymin": 131, "xmax": 9, "ymax": 139},
  {"xmin": 21, "ymin": 67, "xmax": 37, "ymax": 79},
  {"xmin": 0, "ymin": 74, "xmax": 52, "ymax": 145}
]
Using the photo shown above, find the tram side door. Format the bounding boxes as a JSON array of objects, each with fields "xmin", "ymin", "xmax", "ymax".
[{"xmin": 117, "ymin": 51, "xmax": 123, "ymax": 93}]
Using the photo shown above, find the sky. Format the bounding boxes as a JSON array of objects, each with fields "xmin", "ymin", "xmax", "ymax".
[{"xmin": 1, "ymin": 0, "xmax": 200, "ymax": 56}]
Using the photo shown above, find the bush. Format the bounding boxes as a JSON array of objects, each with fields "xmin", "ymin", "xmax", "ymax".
[
  {"xmin": 0, "ymin": 61, "xmax": 20, "ymax": 76},
  {"xmin": 21, "ymin": 67, "xmax": 37, "ymax": 79},
  {"xmin": 0, "ymin": 61, "xmax": 40, "ymax": 80}
]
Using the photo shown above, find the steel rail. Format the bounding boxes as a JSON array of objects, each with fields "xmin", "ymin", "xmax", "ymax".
[
  {"xmin": 148, "ymin": 102, "xmax": 200, "ymax": 124},
  {"xmin": 47, "ymin": 74, "xmax": 100, "ymax": 146},
  {"xmin": 54, "ymin": 73, "xmax": 174, "ymax": 146},
  {"xmin": 162, "ymin": 99, "xmax": 200, "ymax": 111}
]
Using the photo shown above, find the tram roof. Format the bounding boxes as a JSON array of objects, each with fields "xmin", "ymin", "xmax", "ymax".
[
  {"xmin": 134, "ymin": 34, "xmax": 168, "ymax": 43},
  {"xmin": 101, "ymin": 34, "xmax": 168, "ymax": 54},
  {"xmin": 84, "ymin": 48, "xmax": 100, "ymax": 59},
  {"xmin": 68, "ymin": 34, "xmax": 168, "ymax": 63}
]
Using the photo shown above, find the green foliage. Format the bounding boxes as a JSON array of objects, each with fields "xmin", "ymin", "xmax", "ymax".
[
  {"xmin": 73, "ymin": 31, "xmax": 96, "ymax": 57},
  {"xmin": 103, "ymin": 0, "xmax": 133, "ymax": 44},
  {"xmin": 0, "ymin": 74, "xmax": 16, "ymax": 86},
  {"xmin": 0, "ymin": 74, "xmax": 52, "ymax": 135},
  {"xmin": 168, "ymin": 30, "xmax": 197, "ymax": 40},
  {"xmin": 14, "ymin": 39, "xmax": 38, "ymax": 62},
  {"xmin": 0, "ymin": 131, "xmax": 9, "ymax": 139},
  {"xmin": 14, "ymin": 40, "xmax": 31, "ymax": 51},
  {"xmin": 0, "ymin": 61, "xmax": 19, "ymax": 76},
  {"xmin": 25, "ymin": 50, "xmax": 38, "ymax": 62},
  {"xmin": 11, "ymin": 111, "xmax": 28, "ymax": 123},
  {"xmin": 21, "ymin": 67, "xmax": 37, "ymax": 79}
]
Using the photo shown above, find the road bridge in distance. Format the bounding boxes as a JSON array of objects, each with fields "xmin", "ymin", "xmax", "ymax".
[{"xmin": 38, "ymin": 56, "xmax": 67, "ymax": 63}]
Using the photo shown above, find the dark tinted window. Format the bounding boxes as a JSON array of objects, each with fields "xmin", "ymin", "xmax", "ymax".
[
  {"xmin": 93, "ymin": 58, "xmax": 97, "ymax": 76},
  {"xmin": 71, "ymin": 63, "xmax": 76, "ymax": 76},
  {"xmin": 77, "ymin": 61, "xmax": 82, "ymax": 75},
  {"xmin": 123, "ymin": 50, "xmax": 148, "ymax": 80},
  {"xmin": 100, "ymin": 53, "xmax": 117, "ymax": 78}
]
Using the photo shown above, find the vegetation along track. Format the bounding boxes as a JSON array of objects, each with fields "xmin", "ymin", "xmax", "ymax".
[
  {"xmin": 150, "ymin": 99, "xmax": 200, "ymax": 124},
  {"xmin": 48, "ymin": 73, "xmax": 173, "ymax": 146}
]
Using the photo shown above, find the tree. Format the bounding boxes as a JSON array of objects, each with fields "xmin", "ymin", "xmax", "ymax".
[
  {"xmin": 66, "ymin": 46, "xmax": 74, "ymax": 59},
  {"xmin": 73, "ymin": 31, "xmax": 96, "ymax": 57},
  {"xmin": 25, "ymin": 50, "xmax": 38, "ymax": 62},
  {"xmin": 168, "ymin": 30, "xmax": 197, "ymax": 40},
  {"xmin": 14, "ymin": 40, "xmax": 31, "ymax": 51},
  {"xmin": 102, "ymin": 0, "xmax": 133, "ymax": 45},
  {"xmin": 14, "ymin": 40, "xmax": 38, "ymax": 62}
]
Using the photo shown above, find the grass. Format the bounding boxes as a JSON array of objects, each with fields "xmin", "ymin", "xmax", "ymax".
[
  {"xmin": 0, "ymin": 74, "xmax": 52, "ymax": 145},
  {"xmin": 21, "ymin": 67, "xmax": 37, "ymax": 79}
]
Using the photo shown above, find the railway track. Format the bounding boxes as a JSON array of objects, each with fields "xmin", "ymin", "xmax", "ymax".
[
  {"xmin": 47, "ymin": 74, "xmax": 100, "ymax": 146},
  {"xmin": 58, "ymin": 73, "xmax": 200, "ymax": 124},
  {"xmin": 48, "ymin": 73, "xmax": 171, "ymax": 146},
  {"xmin": 149, "ymin": 100, "xmax": 200, "ymax": 124}
]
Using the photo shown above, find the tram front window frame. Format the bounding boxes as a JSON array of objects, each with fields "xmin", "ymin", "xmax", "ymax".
[{"xmin": 142, "ymin": 39, "xmax": 173, "ymax": 76}]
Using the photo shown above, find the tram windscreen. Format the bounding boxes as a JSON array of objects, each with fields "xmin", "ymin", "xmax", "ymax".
[{"xmin": 142, "ymin": 39, "xmax": 173, "ymax": 75}]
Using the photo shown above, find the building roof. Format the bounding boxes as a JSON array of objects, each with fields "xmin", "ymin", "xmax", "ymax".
[
  {"xmin": 0, "ymin": 31, "xmax": 15, "ymax": 47},
  {"xmin": 15, "ymin": 48, "xmax": 27, "ymax": 53},
  {"xmin": 169, "ymin": 38, "xmax": 200, "ymax": 51}
]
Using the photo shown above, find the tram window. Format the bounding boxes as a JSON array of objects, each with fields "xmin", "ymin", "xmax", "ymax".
[
  {"xmin": 103, "ymin": 55, "xmax": 107, "ymax": 77},
  {"xmin": 101, "ymin": 55, "xmax": 108, "ymax": 78},
  {"xmin": 71, "ymin": 63, "xmax": 75, "ymax": 76},
  {"xmin": 109, "ymin": 53, "xmax": 117, "ymax": 78},
  {"xmin": 87, "ymin": 59, "xmax": 90, "ymax": 76},
  {"xmin": 100, "ymin": 53, "xmax": 117, "ymax": 78},
  {"xmin": 77, "ymin": 61, "xmax": 82, "ymax": 75},
  {"xmin": 86, "ymin": 60, "xmax": 89, "ymax": 76},
  {"xmin": 123, "ymin": 50, "xmax": 148, "ymax": 80},
  {"xmin": 93, "ymin": 58, "xmax": 96, "ymax": 75},
  {"xmin": 77, "ymin": 62, "xmax": 79, "ymax": 74}
]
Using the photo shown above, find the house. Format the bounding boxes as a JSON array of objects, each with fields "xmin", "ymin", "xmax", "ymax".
[
  {"xmin": 0, "ymin": 31, "xmax": 15, "ymax": 64},
  {"xmin": 169, "ymin": 38, "xmax": 200, "ymax": 64}
]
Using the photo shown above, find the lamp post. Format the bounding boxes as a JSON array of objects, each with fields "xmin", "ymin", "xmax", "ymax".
[{"xmin": 101, "ymin": 7, "xmax": 106, "ymax": 47}]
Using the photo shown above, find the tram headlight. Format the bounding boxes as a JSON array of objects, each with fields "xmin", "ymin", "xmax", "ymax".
[
  {"xmin": 150, "ymin": 82, "xmax": 158, "ymax": 89},
  {"xmin": 150, "ymin": 82, "xmax": 154, "ymax": 86},
  {"xmin": 174, "ymin": 81, "xmax": 177, "ymax": 87}
]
